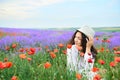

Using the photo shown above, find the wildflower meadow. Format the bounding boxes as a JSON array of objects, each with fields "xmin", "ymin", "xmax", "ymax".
[{"xmin": 0, "ymin": 27, "xmax": 120, "ymax": 80}]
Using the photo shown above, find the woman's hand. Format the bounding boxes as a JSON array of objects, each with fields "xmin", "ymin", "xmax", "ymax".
[
  {"xmin": 86, "ymin": 36, "xmax": 94, "ymax": 53},
  {"xmin": 86, "ymin": 36, "xmax": 94, "ymax": 48}
]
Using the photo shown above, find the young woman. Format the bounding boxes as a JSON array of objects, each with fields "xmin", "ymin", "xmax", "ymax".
[{"xmin": 67, "ymin": 26, "xmax": 97, "ymax": 79}]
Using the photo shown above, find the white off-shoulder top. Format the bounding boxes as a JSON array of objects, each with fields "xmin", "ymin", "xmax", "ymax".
[{"xmin": 67, "ymin": 45, "xmax": 95, "ymax": 79}]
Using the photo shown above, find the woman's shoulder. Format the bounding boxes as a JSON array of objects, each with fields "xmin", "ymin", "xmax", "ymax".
[{"xmin": 71, "ymin": 44, "xmax": 76, "ymax": 48}]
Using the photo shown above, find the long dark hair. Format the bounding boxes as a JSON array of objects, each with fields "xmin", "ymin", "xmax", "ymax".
[{"xmin": 68, "ymin": 30, "xmax": 97, "ymax": 59}]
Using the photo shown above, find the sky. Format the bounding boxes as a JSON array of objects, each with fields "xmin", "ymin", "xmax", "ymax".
[{"xmin": 0, "ymin": 0, "xmax": 120, "ymax": 29}]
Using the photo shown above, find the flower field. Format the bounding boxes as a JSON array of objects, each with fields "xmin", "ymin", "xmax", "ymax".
[{"xmin": 0, "ymin": 28, "xmax": 120, "ymax": 80}]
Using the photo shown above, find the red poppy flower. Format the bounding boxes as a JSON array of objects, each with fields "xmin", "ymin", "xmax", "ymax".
[
  {"xmin": 12, "ymin": 43, "xmax": 17, "ymax": 48},
  {"xmin": 67, "ymin": 44, "xmax": 72, "ymax": 49},
  {"xmin": 0, "ymin": 61, "xmax": 6, "ymax": 69},
  {"xmin": 96, "ymin": 37, "xmax": 99, "ymax": 40},
  {"xmin": 19, "ymin": 54, "xmax": 26, "ymax": 59},
  {"xmin": 11, "ymin": 76, "xmax": 18, "ymax": 80},
  {"xmin": 28, "ymin": 51, "xmax": 35, "ymax": 55},
  {"xmin": 88, "ymin": 58, "xmax": 93, "ymax": 63},
  {"xmin": 5, "ymin": 46, "xmax": 10, "ymax": 50},
  {"xmin": 114, "ymin": 57, "xmax": 120, "ymax": 63},
  {"xmin": 92, "ymin": 67, "xmax": 99, "ymax": 72},
  {"xmin": 110, "ymin": 61, "xmax": 116, "ymax": 67},
  {"xmin": 98, "ymin": 59, "xmax": 105, "ymax": 65},
  {"xmin": 30, "ymin": 48, "xmax": 36, "ymax": 53},
  {"xmin": 58, "ymin": 43, "xmax": 64, "ymax": 48},
  {"xmin": 114, "ymin": 51, "xmax": 120, "ymax": 54},
  {"xmin": 44, "ymin": 62, "xmax": 51, "ymax": 69},
  {"xmin": 19, "ymin": 48, "xmax": 24, "ymax": 52},
  {"xmin": 27, "ymin": 58, "xmax": 32, "ymax": 62},
  {"xmin": 53, "ymin": 48, "xmax": 58, "ymax": 53},
  {"xmin": 113, "ymin": 47, "xmax": 118, "ymax": 51},
  {"xmin": 50, "ymin": 52, "xmax": 56, "ymax": 59},
  {"xmin": 5, "ymin": 62, "xmax": 13, "ymax": 68},
  {"xmin": 76, "ymin": 73, "xmax": 82, "ymax": 80},
  {"xmin": 93, "ymin": 74, "xmax": 101, "ymax": 80}
]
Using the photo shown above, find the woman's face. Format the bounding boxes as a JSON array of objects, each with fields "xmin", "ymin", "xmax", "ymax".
[{"xmin": 74, "ymin": 32, "xmax": 82, "ymax": 46}]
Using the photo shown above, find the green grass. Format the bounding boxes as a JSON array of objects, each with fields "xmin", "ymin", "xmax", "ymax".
[{"xmin": 0, "ymin": 45, "xmax": 120, "ymax": 80}]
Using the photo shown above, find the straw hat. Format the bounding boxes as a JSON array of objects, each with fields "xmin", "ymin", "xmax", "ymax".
[{"xmin": 77, "ymin": 25, "xmax": 95, "ymax": 38}]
